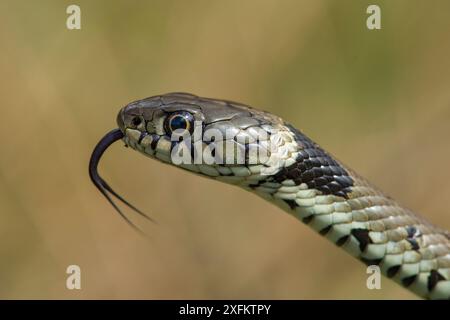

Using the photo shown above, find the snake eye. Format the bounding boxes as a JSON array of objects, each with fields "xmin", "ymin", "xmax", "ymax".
[
  {"xmin": 132, "ymin": 116, "xmax": 142, "ymax": 127},
  {"xmin": 164, "ymin": 112, "xmax": 194, "ymax": 134}
]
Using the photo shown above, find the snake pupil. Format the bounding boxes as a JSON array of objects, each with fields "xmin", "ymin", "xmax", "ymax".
[
  {"xmin": 170, "ymin": 115, "xmax": 187, "ymax": 130},
  {"xmin": 165, "ymin": 112, "xmax": 194, "ymax": 134}
]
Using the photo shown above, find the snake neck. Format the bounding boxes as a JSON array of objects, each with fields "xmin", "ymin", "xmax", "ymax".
[{"xmin": 236, "ymin": 124, "xmax": 450, "ymax": 300}]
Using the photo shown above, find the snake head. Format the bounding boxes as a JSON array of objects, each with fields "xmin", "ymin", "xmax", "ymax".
[
  {"xmin": 117, "ymin": 93, "xmax": 206, "ymax": 164},
  {"xmin": 117, "ymin": 92, "xmax": 299, "ymax": 184}
]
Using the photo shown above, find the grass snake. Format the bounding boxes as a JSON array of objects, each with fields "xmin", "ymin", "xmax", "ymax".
[{"xmin": 89, "ymin": 92, "xmax": 450, "ymax": 299}]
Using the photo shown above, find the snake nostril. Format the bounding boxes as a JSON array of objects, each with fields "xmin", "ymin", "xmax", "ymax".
[{"xmin": 132, "ymin": 116, "xmax": 142, "ymax": 126}]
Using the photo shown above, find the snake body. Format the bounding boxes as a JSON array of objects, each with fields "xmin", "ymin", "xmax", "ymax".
[{"xmin": 91, "ymin": 92, "xmax": 450, "ymax": 299}]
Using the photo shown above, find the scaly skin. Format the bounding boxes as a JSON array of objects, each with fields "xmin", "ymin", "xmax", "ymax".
[{"xmin": 114, "ymin": 92, "xmax": 450, "ymax": 299}]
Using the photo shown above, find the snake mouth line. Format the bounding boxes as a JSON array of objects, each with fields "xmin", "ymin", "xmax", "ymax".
[{"xmin": 88, "ymin": 128, "xmax": 155, "ymax": 233}]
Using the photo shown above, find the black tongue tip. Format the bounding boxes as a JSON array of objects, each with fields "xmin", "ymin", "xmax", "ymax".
[
  {"xmin": 89, "ymin": 128, "xmax": 155, "ymax": 233},
  {"xmin": 89, "ymin": 129, "xmax": 124, "ymax": 184}
]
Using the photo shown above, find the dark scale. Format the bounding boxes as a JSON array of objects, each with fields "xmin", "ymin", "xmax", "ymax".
[
  {"xmin": 387, "ymin": 265, "xmax": 401, "ymax": 278},
  {"xmin": 336, "ymin": 235, "xmax": 349, "ymax": 247},
  {"xmin": 273, "ymin": 125, "xmax": 354, "ymax": 199},
  {"xmin": 406, "ymin": 226, "xmax": 417, "ymax": 238},
  {"xmin": 284, "ymin": 199, "xmax": 298, "ymax": 210},
  {"xmin": 402, "ymin": 275, "xmax": 417, "ymax": 287},
  {"xmin": 350, "ymin": 228, "xmax": 372, "ymax": 252},
  {"xmin": 319, "ymin": 225, "xmax": 332, "ymax": 235},
  {"xmin": 407, "ymin": 239, "xmax": 420, "ymax": 251},
  {"xmin": 150, "ymin": 135, "xmax": 160, "ymax": 150},
  {"xmin": 405, "ymin": 226, "xmax": 421, "ymax": 251},
  {"xmin": 428, "ymin": 270, "xmax": 446, "ymax": 291},
  {"xmin": 361, "ymin": 257, "xmax": 383, "ymax": 266}
]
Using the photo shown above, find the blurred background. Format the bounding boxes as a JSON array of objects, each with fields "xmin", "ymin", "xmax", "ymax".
[{"xmin": 1, "ymin": 0, "xmax": 450, "ymax": 299}]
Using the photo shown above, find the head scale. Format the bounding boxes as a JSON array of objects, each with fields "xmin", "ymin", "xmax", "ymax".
[
  {"xmin": 116, "ymin": 92, "xmax": 294, "ymax": 182},
  {"xmin": 90, "ymin": 92, "xmax": 298, "ymax": 232}
]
